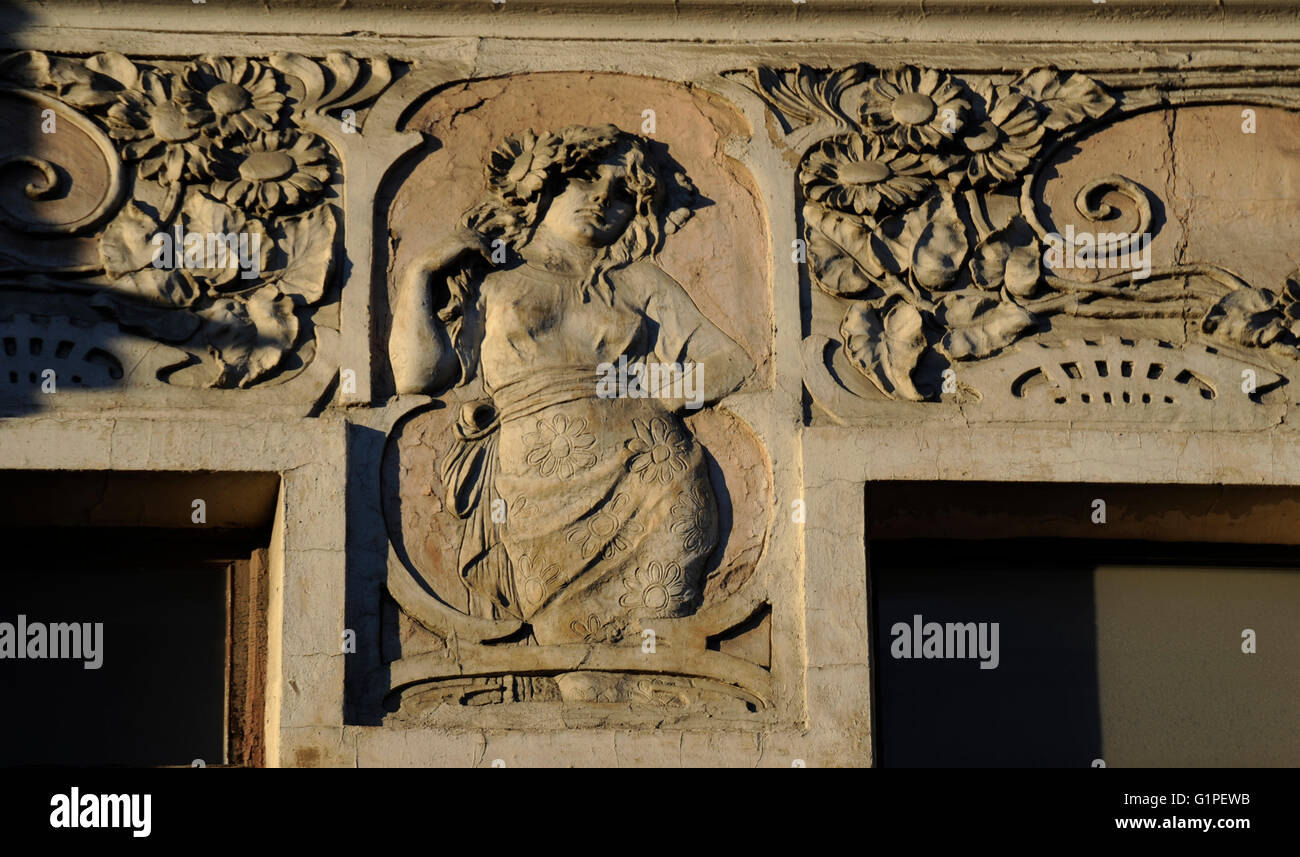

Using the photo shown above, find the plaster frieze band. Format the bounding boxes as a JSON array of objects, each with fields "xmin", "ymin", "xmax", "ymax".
[
  {"xmin": 0, "ymin": 50, "xmax": 394, "ymax": 391},
  {"xmin": 741, "ymin": 63, "xmax": 1300, "ymax": 425}
]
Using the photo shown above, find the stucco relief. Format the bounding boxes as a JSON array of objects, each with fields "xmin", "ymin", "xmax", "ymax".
[
  {"xmin": 742, "ymin": 64, "xmax": 1300, "ymax": 423},
  {"xmin": 380, "ymin": 80, "xmax": 775, "ymax": 716},
  {"xmin": 0, "ymin": 51, "xmax": 389, "ymax": 391}
]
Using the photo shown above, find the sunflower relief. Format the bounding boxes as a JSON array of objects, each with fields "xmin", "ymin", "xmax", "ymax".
[
  {"xmin": 745, "ymin": 64, "xmax": 1300, "ymax": 410},
  {"xmin": 0, "ymin": 50, "xmax": 387, "ymax": 388}
]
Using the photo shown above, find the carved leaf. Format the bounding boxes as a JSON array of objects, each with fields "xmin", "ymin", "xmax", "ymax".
[
  {"xmin": 269, "ymin": 51, "xmax": 391, "ymax": 117},
  {"xmin": 937, "ymin": 293, "xmax": 1036, "ymax": 360},
  {"xmin": 970, "ymin": 239, "xmax": 1008, "ymax": 290},
  {"xmin": 1005, "ymin": 246, "xmax": 1041, "ymax": 296},
  {"xmin": 1285, "ymin": 269, "xmax": 1300, "ymax": 304},
  {"xmin": 1013, "ymin": 68, "xmax": 1115, "ymax": 131},
  {"xmin": 83, "ymin": 52, "xmax": 139, "ymax": 90},
  {"xmin": 5, "ymin": 52, "xmax": 126, "ymax": 108},
  {"xmin": 805, "ymin": 205, "xmax": 883, "ymax": 295},
  {"xmin": 749, "ymin": 65, "xmax": 866, "ymax": 134},
  {"xmin": 807, "ymin": 192, "xmax": 967, "ymax": 299},
  {"xmin": 179, "ymin": 192, "xmax": 270, "ymax": 291},
  {"xmin": 864, "ymin": 200, "xmax": 930, "ymax": 276},
  {"xmin": 1282, "ymin": 270, "xmax": 1300, "ymax": 332},
  {"xmin": 841, "ymin": 300, "xmax": 928, "ymax": 401},
  {"xmin": 911, "ymin": 194, "xmax": 968, "ymax": 291},
  {"xmin": 331, "ymin": 57, "xmax": 392, "ymax": 113},
  {"xmin": 0, "ymin": 51, "xmax": 52, "ymax": 87},
  {"xmin": 53, "ymin": 69, "xmax": 120, "ymax": 109},
  {"xmin": 111, "ymin": 267, "xmax": 200, "ymax": 309},
  {"xmin": 273, "ymin": 205, "xmax": 336, "ymax": 305},
  {"xmin": 100, "ymin": 202, "xmax": 160, "ymax": 279},
  {"xmin": 269, "ymin": 52, "xmax": 328, "ymax": 111},
  {"xmin": 246, "ymin": 287, "xmax": 298, "ymax": 350},
  {"xmin": 806, "ymin": 202, "xmax": 931, "ymax": 302},
  {"xmin": 970, "ymin": 216, "xmax": 1041, "ymax": 297},
  {"xmin": 323, "ymin": 52, "xmax": 361, "ymax": 103},
  {"xmin": 201, "ymin": 286, "xmax": 298, "ymax": 387}
]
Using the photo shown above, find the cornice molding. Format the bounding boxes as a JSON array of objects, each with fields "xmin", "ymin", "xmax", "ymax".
[{"xmin": 4, "ymin": 1, "xmax": 1300, "ymax": 43}]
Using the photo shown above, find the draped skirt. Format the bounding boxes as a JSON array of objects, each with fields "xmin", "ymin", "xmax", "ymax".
[{"xmin": 441, "ymin": 368, "xmax": 718, "ymax": 646}]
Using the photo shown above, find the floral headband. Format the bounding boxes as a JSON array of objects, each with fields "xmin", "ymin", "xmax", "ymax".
[{"xmin": 482, "ymin": 123, "xmax": 697, "ymax": 236}]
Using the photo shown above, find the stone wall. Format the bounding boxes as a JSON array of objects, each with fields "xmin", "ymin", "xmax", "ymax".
[{"xmin": 2, "ymin": 0, "xmax": 1299, "ymax": 766}]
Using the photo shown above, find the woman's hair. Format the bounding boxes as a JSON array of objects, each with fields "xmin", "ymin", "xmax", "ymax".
[{"xmin": 438, "ymin": 124, "xmax": 697, "ymax": 385}]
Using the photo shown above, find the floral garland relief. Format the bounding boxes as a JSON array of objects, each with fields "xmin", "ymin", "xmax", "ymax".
[
  {"xmin": 745, "ymin": 65, "xmax": 1300, "ymax": 402},
  {"xmin": 0, "ymin": 51, "xmax": 388, "ymax": 388}
]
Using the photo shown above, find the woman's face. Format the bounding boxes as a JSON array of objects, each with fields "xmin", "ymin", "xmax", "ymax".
[{"xmin": 541, "ymin": 157, "xmax": 637, "ymax": 248}]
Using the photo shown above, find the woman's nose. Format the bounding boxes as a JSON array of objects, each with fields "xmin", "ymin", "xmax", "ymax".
[{"xmin": 589, "ymin": 175, "xmax": 613, "ymax": 205}]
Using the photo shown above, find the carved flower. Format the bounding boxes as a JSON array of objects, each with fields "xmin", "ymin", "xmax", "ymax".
[
  {"xmin": 626, "ymin": 417, "xmax": 692, "ymax": 485},
  {"xmin": 184, "ymin": 57, "xmax": 285, "ymax": 141},
  {"xmin": 508, "ymin": 495, "xmax": 539, "ymax": 525},
  {"xmin": 569, "ymin": 614, "xmax": 627, "ymax": 644},
  {"xmin": 487, "ymin": 129, "xmax": 560, "ymax": 202},
  {"xmin": 555, "ymin": 123, "xmax": 620, "ymax": 170},
  {"xmin": 567, "ymin": 493, "xmax": 644, "ymax": 560},
  {"xmin": 670, "ymin": 484, "xmax": 716, "ymax": 555},
  {"xmin": 802, "ymin": 135, "xmax": 932, "ymax": 217},
  {"xmin": 862, "ymin": 66, "xmax": 970, "ymax": 151},
  {"xmin": 210, "ymin": 131, "xmax": 331, "ymax": 214},
  {"xmin": 523, "ymin": 413, "xmax": 598, "ymax": 479},
  {"xmin": 513, "ymin": 553, "xmax": 561, "ymax": 612},
  {"xmin": 935, "ymin": 85, "xmax": 1045, "ymax": 190},
  {"xmin": 619, "ymin": 561, "xmax": 690, "ymax": 617},
  {"xmin": 105, "ymin": 69, "xmax": 215, "ymax": 182}
]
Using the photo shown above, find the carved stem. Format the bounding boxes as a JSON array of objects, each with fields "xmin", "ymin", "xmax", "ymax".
[
  {"xmin": 1021, "ymin": 172, "xmax": 1155, "ymax": 256},
  {"xmin": 1028, "ymin": 287, "xmax": 1182, "ymax": 311},
  {"xmin": 1070, "ymin": 175, "xmax": 1154, "ymax": 256},
  {"xmin": 1042, "ymin": 264, "xmax": 1246, "ymax": 296},
  {"xmin": 1067, "ymin": 305, "xmax": 1188, "ymax": 319}
]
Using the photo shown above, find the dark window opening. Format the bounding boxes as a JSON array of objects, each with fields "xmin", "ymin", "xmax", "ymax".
[
  {"xmin": 0, "ymin": 471, "xmax": 276, "ymax": 767},
  {"xmin": 866, "ymin": 482, "xmax": 1300, "ymax": 768}
]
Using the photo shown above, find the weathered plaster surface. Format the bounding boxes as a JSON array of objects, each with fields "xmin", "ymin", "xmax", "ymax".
[{"xmin": 2, "ymin": 2, "xmax": 1298, "ymax": 766}]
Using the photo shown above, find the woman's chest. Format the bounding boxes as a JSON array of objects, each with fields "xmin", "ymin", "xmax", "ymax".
[{"xmin": 482, "ymin": 270, "xmax": 645, "ymax": 359}]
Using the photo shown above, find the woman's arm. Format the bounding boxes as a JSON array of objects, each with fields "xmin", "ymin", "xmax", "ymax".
[
  {"xmin": 389, "ymin": 228, "xmax": 489, "ymax": 395},
  {"xmin": 633, "ymin": 261, "xmax": 755, "ymax": 408}
]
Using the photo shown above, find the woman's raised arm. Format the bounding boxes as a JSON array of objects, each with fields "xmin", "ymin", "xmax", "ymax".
[{"xmin": 389, "ymin": 228, "xmax": 489, "ymax": 395}]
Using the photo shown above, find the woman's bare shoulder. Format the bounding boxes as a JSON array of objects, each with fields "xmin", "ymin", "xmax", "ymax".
[
  {"xmin": 616, "ymin": 259, "xmax": 685, "ymax": 301},
  {"xmin": 477, "ymin": 266, "xmax": 525, "ymax": 297}
]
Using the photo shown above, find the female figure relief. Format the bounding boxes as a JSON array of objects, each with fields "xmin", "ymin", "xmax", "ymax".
[{"xmin": 390, "ymin": 125, "xmax": 753, "ymax": 648}]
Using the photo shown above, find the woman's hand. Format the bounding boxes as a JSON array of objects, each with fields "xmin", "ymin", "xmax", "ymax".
[{"xmin": 414, "ymin": 227, "xmax": 493, "ymax": 277}]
